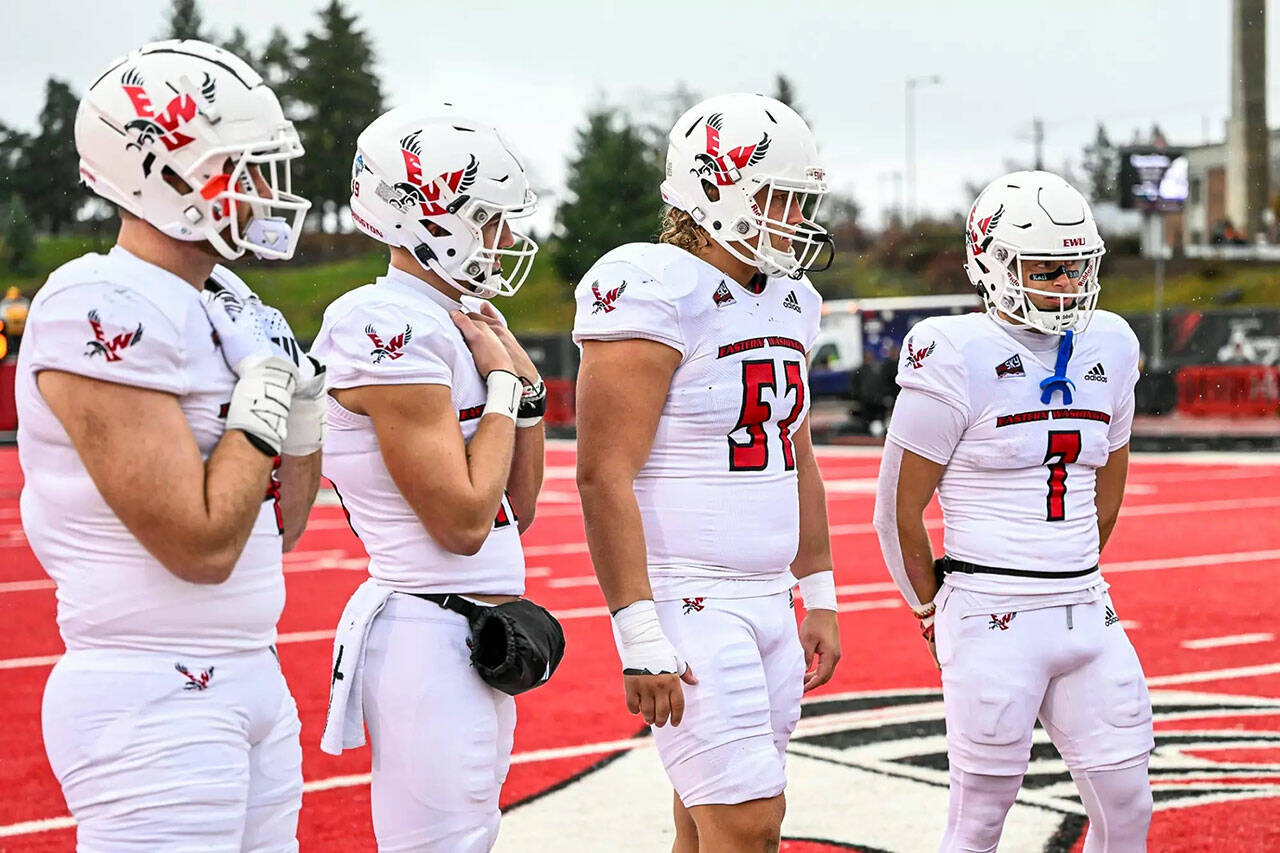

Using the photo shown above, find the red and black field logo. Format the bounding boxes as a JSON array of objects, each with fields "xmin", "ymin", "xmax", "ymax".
[
  {"xmin": 394, "ymin": 129, "xmax": 478, "ymax": 218},
  {"xmin": 120, "ymin": 66, "xmax": 215, "ymax": 153},
  {"xmin": 84, "ymin": 309, "xmax": 143, "ymax": 362}
]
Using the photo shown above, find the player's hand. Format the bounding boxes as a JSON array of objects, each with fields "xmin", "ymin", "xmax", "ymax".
[
  {"xmin": 624, "ymin": 668, "xmax": 699, "ymax": 728},
  {"xmin": 452, "ymin": 310, "xmax": 515, "ymax": 379},
  {"xmin": 926, "ymin": 637, "xmax": 940, "ymax": 670},
  {"xmin": 466, "ymin": 301, "xmax": 539, "ymax": 384},
  {"xmin": 800, "ymin": 609, "xmax": 842, "ymax": 692}
]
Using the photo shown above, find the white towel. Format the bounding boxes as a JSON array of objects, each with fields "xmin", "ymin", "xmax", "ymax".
[{"xmin": 320, "ymin": 578, "xmax": 395, "ymax": 756}]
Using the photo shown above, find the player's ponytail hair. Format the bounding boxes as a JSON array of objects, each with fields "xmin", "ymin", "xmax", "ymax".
[{"xmin": 658, "ymin": 206, "xmax": 712, "ymax": 254}]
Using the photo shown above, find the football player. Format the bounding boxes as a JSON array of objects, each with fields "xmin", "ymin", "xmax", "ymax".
[
  {"xmin": 573, "ymin": 93, "xmax": 842, "ymax": 852},
  {"xmin": 314, "ymin": 105, "xmax": 551, "ymax": 852},
  {"xmin": 873, "ymin": 171, "xmax": 1153, "ymax": 851},
  {"xmin": 17, "ymin": 40, "xmax": 322, "ymax": 850}
]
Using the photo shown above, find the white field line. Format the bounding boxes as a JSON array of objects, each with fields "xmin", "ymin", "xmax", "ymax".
[{"xmin": 1181, "ymin": 633, "xmax": 1275, "ymax": 650}]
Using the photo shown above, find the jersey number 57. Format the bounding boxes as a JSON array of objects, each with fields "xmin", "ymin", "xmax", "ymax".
[{"xmin": 728, "ymin": 359, "xmax": 806, "ymax": 472}]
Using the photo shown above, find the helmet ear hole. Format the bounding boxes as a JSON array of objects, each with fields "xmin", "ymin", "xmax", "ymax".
[
  {"xmin": 700, "ymin": 180, "xmax": 720, "ymax": 203},
  {"xmin": 422, "ymin": 219, "xmax": 451, "ymax": 238},
  {"xmin": 160, "ymin": 166, "xmax": 193, "ymax": 195}
]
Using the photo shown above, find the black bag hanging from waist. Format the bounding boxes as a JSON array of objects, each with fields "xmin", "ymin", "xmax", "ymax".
[{"xmin": 412, "ymin": 593, "xmax": 565, "ymax": 696}]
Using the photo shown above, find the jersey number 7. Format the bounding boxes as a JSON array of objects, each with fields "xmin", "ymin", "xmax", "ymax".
[
  {"xmin": 729, "ymin": 359, "xmax": 806, "ymax": 472},
  {"xmin": 1043, "ymin": 430, "xmax": 1082, "ymax": 521}
]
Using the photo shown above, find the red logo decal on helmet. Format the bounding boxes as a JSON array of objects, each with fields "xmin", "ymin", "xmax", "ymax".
[
  {"xmin": 692, "ymin": 113, "xmax": 771, "ymax": 186},
  {"xmin": 395, "ymin": 130, "xmax": 478, "ymax": 218},
  {"xmin": 967, "ymin": 203, "xmax": 1005, "ymax": 256},
  {"xmin": 120, "ymin": 67, "xmax": 214, "ymax": 153}
]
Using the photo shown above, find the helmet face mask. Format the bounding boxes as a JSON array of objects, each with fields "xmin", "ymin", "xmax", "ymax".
[
  {"xmin": 351, "ymin": 106, "xmax": 539, "ymax": 299},
  {"xmin": 965, "ymin": 170, "xmax": 1105, "ymax": 335},
  {"xmin": 76, "ymin": 40, "xmax": 310, "ymax": 261},
  {"xmin": 662, "ymin": 94, "xmax": 832, "ymax": 279}
]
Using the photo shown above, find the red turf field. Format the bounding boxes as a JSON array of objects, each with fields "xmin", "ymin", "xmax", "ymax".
[{"xmin": 2, "ymin": 443, "xmax": 1279, "ymax": 851}]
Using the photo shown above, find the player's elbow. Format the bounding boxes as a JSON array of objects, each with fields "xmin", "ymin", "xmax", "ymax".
[
  {"xmin": 576, "ymin": 461, "xmax": 631, "ymax": 507},
  {"xmin": 436, "ymin": 524, "xmax": 489, "ymax": 557},
  {"xmin": 165, "ymin": 546, "xmax": 240, "ymax": 585}
]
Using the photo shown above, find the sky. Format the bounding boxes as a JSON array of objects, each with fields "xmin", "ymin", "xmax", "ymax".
[{"xmin": 1, "ymin": 0, "xmax": 1273, "ymax": 229}]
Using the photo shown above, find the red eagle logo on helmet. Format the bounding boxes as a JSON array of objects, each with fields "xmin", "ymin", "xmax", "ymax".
[
  {"xmin": 395, "ymin": 130, "xmax": 479, "ymax": 218},
  {"xmin": 119, "ymin": 67, "xmax": 215, "ymax": 153},
  {"xmin": 692, "ymin": 112, "xmax": 771, "ymax": 186},
  {"xmin": 967, "ymin": 203, "xmax": 1005, "ymax": 256}
]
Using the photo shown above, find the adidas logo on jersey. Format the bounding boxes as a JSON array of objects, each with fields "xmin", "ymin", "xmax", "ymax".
[
  {"xmin": 713, "ymin": 281, "xmax": 735, "ymax": 308},
  {"xmin": 782, "ymin": 290, "xmax": 802, "ymax": 313},
  {"xmin": 1084, "ymin": 362, "xmax": 1107, "ymax": 382},
  {"xmin": 995, "ymin": 354, "xmax": 1025, "ymax": 378}
]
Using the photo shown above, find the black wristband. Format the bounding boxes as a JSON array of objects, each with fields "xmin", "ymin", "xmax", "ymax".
[
  {"xmin": 518, "ymin": 389, "xmax": 547, "ymax": 419},
  {"xmin": 240, "ymin": 430, "xmax": 280, "ymax": 459}
]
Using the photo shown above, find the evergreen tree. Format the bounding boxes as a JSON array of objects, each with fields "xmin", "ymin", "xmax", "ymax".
[
  {"xmin": 2, "ymin": 194, "xmax": 36, "ymax": 276},
  {"xmin": 164, "ymin": 0, "xmax": 208, "ymax": 41},
  {"xmin": 221, "ymin": 26, "xmax": 253, "ymax": 62},
  {"xmin": 258, "ymin": 27, "xmax": 298, "ymax": 95},
  {"xmin": 773, "ymin": 74, "xmax": 805, "ymax": 123},
  {"xmin": 554, "ymin": 107, "xmax": 664, "ymax": 285},
  {"xmin": 18, "ymin": 79, "xmax": 81, "ymax": 234},
  {"xmin": 287, "ymin": 0, "xmax": 384, "ymax": 217},
  {"xmin": 1081, "ymin": 123, "xmax": 1118, "ymax": 203}
]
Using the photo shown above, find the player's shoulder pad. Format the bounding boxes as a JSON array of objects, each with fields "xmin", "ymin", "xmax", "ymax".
[
  {"xmin": 1085, "ymin": 309, "xmax": 1140, "ymax": 360},
  {"xmin": 897, "ymin": 314, "xmax": 975, "ymax": 413}
]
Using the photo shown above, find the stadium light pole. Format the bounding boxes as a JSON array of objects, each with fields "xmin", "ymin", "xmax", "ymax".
[{"xmin": 905, "ymin": 75, "xmax": 942, "ymax": 227}]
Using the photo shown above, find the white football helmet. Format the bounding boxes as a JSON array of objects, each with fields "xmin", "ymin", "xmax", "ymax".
[
  {"xmin": 661, "ymin": 93, "xmax": 831, "ymax": 279},
  {"xmin": 349, "ymin": 105, "xmax": 538, "ymax": 298},
  {"xmin": 964, "ymin": 170, "xmax": 1105, "ymax": 335},
  {"xmin": 75, "ymin": 39, "xmax": 309, "ymax": 261}
]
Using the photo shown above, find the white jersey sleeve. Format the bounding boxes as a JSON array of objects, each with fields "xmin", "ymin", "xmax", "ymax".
[
  {"xmin": 886, "ymin": 388, "xmax": 968, "ymax": 465},
  {"xmin": 893, "ymin": 318, "xmax": 971, "ymax": 417},
  {"xmin": 23, "ymin": 281, "xmax": 185, "ymax": 395},
  {"xmin": 1107, "ymin": 323, "xmax": 1142, "ymax": 451},
  {"xmin": 572, "ymin": 262, "xmax": 685, "ymax": 356},
  {"xmin": 314, "ymin": 300, "xmax": 454, "ymax": 390}
]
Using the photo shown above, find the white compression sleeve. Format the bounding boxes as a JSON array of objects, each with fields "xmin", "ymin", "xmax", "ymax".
[{"xmin": 873, "ymin": 440, "xmax": 927, "ymax": 612}]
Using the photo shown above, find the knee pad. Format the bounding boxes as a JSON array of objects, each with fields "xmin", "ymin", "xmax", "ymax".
[
  {"xmin": 1076, "ymin": 757, "xmax": 1153, "ymax": 853},
  {"xmin": 941, "ymin": 767, "xmax": 1023, "ymax": 853}
]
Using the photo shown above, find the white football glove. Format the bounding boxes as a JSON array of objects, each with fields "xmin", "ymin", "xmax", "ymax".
[
  {"xmin": 611, "ymin": 600, "xmax": 688, "ymax": 677},
  {"xmin": 203, "ymin": 291, "xmax": 297, "ymax": 457},
  {"xmin": 259, "ymin": 305, "xmax": 326, "ymax": 456}
]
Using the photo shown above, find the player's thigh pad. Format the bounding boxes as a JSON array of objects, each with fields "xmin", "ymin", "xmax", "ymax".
[
  {"xmin": 1039, "ymin": 596, "xmax": 1154, "ymax": 772},
  {"xmin": 936, "ymin": 586, "xmax": 1053, "ymax": 776},
  {"xmin": 42, "ymin": 648, "xmax": 287, "ymax": 852},
  {"xmin": 758, "ymin": 593, "xmax": 806, "ymax": 762},
  {"xmin": 361, "ymin": 594, "xmax": 516, "ymax": 853},
  {"xmin": 242, "ymin": 667, "xmax": 303, "ymax": 853},
  {"xmin": 653, "ymin": 596, "xmax": 786, "ymax": 807}
]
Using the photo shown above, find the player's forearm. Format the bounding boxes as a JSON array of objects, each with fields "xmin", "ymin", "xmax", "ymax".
[
  {"xmin": 430, "ymin": 413, "xmax": 516, "ymax": 553},
  {"xmin": 577, "ymin": 475, "xmax": 655, "ymax": 612},
  {"xmin": 507, "ymin": 422, "xmax": 545, "ymax": 533},
  {"xmin": 151, "ymin": 431, "xmax": 274, "ymax": 584},
  {"xmin": 897, "ymin": 515, "xmax": 939, "ymax": 606},
  {"xmin": 278, "ymin": 449, "xmax": 323, "ymax": 551},
  {"xmin": 793, "ymin": 450, "xmax": 834, "ymax": 579},
  {"xmin": 1095, "ymin": 444, "xmax": 1129, "ymax": 553}
]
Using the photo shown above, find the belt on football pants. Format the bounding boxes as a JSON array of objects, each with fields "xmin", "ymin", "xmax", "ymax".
[{"xmin": 934, "ymin": 555, "xmax": 1100, "ymax": 582}]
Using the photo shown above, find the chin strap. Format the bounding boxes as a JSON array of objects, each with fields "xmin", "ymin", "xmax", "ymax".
[{"xmin": 1039, "ymin": 329, "xmax": 1076, "ymax": 405}]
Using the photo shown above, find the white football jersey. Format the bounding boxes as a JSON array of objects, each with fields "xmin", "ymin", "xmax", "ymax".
[
  {"xmin": 17, "ymin": 247, "xmax": 285, "ymax": 655},
  {"xmin": 573, "ymin": 243, "xmax": 821, "ymax": 600},
  {"xmin": 311, "ymin": 266, "xmax": 525, "ymax": 595},
  {"xmin": 891, "ymin": 311, "xmax": 1140, "ymax": 593}
]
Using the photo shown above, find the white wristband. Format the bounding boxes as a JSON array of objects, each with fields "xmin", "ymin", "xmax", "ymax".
[
  {"xmin": 484, "ymin": 370, "xmax": 521, "ymax": 423},
  {"xmin": 611, "ymin": 599, "xmax": 687, "ymax": 676},
  {"xmin": 797, "ymin": 571, "xmax": 838, "ymax": 612}
]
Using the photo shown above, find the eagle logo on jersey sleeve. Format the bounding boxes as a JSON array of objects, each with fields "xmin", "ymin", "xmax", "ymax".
[
  {"xmin": 590, "ymin": 280, "xmax": 627, "ymax": 314},
  {"xmin": 904, "ymin": 339, "xmax": 936, "ymax": 370},
  {"xmin": 84, "ymin": 309, "xmax": 144, "ymax": 362},
  {"xmin": 365, "ymin": 323, "xmax": 413, "ymax": 363}
]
